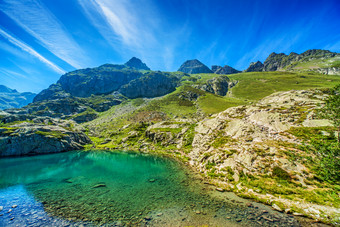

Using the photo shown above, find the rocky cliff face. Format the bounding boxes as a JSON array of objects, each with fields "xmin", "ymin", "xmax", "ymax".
[
  {"xmin": 212, "ymin": 65, "xmax": 240, "ymax": 74},
  {"xmin": 178, "ymin": 59, "xmax": 213, "ymax": 74},
  {"xmin": 119, "ymin": 72, "xmax": 179, "ymax": 98},
  {"xmin": 34, "ymin": 57, "xmax": 178, "ymax": 103},
  {"xmin": 0, "ymin": 85, "xmax": 36, "ymax": 110},
  {"xmin": 244, "ymin": 61, "xmax": 264, "ymax": 72},
  {"xmin": 245, "ymin": 49, "xmax": 340, "ymax": 73},
  {"xmin": 0, "ymin": 117, "xmax": 92, "ymax": 157},
  {"xmin": 30, "ymin": 58, "xmax": 180, "ymax": 123}
]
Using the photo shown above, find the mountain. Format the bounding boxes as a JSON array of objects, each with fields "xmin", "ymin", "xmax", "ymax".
[
  {"xmin": 244, "ymin": 61, "xmax": 264, "ymax": 72},
  {"xmin": 1, "ymin": 50, "xmax": 340, "ymax": 224},
  {"xmin": 178, "ymin": 59, "xmax": 213, "ymax": 74},
  {"xmin": 124, "ymin": 57, "xmax": 150, "ymax": 70},
  {"xmin": 0, "ymin": 85, "xmax": 36, "ymax": 110},
  {"xmin": 212, "ymin": 65, "xmax": 240, "ymax": 74},
  {"xmin": 25, "ymin": 58, "xmax": 184, "ymax": 122},
  {"xmin": 34, "ymin": 57, "xmax": 154, "ymax": 102},
  {"xmin": 245, "ymin": 49, "xmax": 340, "ymax": 73}
]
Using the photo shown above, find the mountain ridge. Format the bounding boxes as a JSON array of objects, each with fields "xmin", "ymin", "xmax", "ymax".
[{"xmin": 0, "ymin": 85, "xmax": 36, "ymax": 110}]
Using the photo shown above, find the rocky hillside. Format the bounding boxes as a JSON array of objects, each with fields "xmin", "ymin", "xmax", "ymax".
[
  {"xmin": 178, "ymin": 59, "xmax": 213, "ymax": 74},
  {"xmin": 86, "ymin": 88, "xmax": 339, "ymax": 224},
  {"xmin": 0, "ymin": 85, "xmax": 36, "ymax": 110},
  {"xmin": 21, "ymin": 58, "xmax": 188, "ymax": 123},
  {"xmin": 212, "ymin": 65, "xmax": 240, "ymax": 74},
  {"xmin": 245, "ymin": 49, "xmax": 340, "ymax": 74},
  {"xmin": 0, "ymin": 113, "xmax": 91, "ymax": 157}
]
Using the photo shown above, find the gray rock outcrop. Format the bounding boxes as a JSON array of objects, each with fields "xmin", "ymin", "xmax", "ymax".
[
  {"xmin": 315, "ymin": 67, "xmax": 340, "ymax": 75},
  {"xmin": 193, "ymin": 76, "xmax": 231, "ymax": 96}
]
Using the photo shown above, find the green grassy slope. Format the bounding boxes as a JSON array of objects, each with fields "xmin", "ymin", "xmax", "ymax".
[
  {"xmin": 228, "ymin": 71, "xmax": 340, "ymax": 100},
  {"xmin": 85, "ymin": 70, "xmax": 340, "ymax": 141}
]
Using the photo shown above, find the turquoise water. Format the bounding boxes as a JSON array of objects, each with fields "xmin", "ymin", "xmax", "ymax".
[{"xmin": 0, "ymin": 151, "xmax": 300, "ymax": 226}]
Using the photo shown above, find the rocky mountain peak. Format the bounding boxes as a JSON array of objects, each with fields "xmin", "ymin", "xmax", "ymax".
[
  {"xmin": 213, "ymin": 65, "xmax": 240, "ymax": 75},
  {"xmin": 124, "ymin": 57, "xmax": 150, "ymax": 70},
  {"xmin": 0, "ymin": 85, "xmax": 17, "ymax": 93},
  {"xmin": 244, "ymin": 61, "xmax": 264, "ymax": 72},
  {"xmin": 178, "ymin": 59, "xmax": 213, "ymax": 74}
]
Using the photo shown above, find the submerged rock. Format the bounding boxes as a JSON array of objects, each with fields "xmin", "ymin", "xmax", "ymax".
[{"xmin": 92, "ymin": 183, "xmax": 107, "ymax": 188}]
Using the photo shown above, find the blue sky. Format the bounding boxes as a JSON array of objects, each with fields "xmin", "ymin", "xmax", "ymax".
[{"xmin": 0, "ymin": 0, "xmax": 339, "ymax": 93}]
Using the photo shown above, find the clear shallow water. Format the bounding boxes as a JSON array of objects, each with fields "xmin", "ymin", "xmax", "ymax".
[{"xmin": 0, "ymin": 150, "xmax": 301, "ymax": 226}]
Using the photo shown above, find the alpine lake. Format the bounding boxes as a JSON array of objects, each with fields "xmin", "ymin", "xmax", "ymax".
[{"xmin": 0, "ymin": 150, "xmax": 316, "ymax": 226}]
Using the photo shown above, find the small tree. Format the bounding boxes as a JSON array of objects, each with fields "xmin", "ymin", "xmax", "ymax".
[{"xmin": 321, "ymin": 84, "xmax": 340, "ymax": 143}]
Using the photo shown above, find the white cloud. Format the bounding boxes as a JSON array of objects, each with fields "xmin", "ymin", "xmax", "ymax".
[
  {"xmin": 0, "ymin": 28, "xmax": 65, "ymax": 74},
  {"xmin": 1, "ymin": 0, "xmax": 89, "ymax": 69},
  {"xmin": 0, "ymin": 68, "xmax": 27, "ymax": 79}
]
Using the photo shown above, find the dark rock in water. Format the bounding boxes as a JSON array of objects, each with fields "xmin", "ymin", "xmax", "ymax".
[
  {"xmin": 212, "ymin": 65, "xmax": 240, "ymax": 75},
  {"xmin": 144, "ymin": 216, "xmax": 151, "ymax": 220},
  {"xmin": 64, "ymin": 178, "xmax": 73, "ymax": 183},
  {"xmin": 244, "ymin": 61, "xmax": 264, "ymax": 72},
  {"xmin": 124, "ymin": 57, "xmax": 150, "ymax": 70},
  {"xmin": 0, "ymin": 85, "xmax": 36, "ymax": 110},
  {"xmin": 92, "ymin": 183, "xmax": 106, "ymax": 188},
  {"xmin": 178, "ymin": 59, "xmax": 213, "ymax": 74}
]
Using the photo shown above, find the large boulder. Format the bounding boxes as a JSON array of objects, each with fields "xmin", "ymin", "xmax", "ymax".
[{"xmin": 178, "ymin": 59, "xmax": 213, "ymax": 74}]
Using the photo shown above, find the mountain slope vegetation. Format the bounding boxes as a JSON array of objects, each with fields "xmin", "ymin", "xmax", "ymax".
[{"xmin": 1, "ymin": 49, "xmax": 339, "ymax": 224}]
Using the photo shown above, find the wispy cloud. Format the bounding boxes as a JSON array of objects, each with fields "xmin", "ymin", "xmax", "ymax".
[
  {"xmin": 0, "ymin": 0, "xmax": 89, "ymax": 69},
  {"xmin": 78, "ymin": 0, "xmax": 156, "ymax": 50},
  {"xmin": 0, "ymin": 68, "xmax": 27, "ymax": 79},
  {"xmin": 78, "ymin": 0, "xmax": 188, "ymax": 71},
  {"xmin": 0, "ymin": 28, "xmax": 65, "ymax": 74}
]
